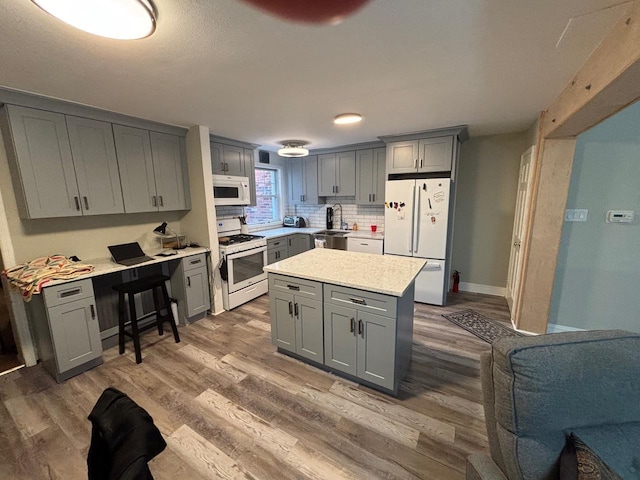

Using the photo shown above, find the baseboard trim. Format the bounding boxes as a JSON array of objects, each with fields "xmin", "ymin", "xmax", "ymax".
[
  {"xmin": 546, "ymin": 324, "xmax": 585, "ymax": 334},
  {"xmin": 459, "ymin": 282, "xmax": 506, "ymax": 297},
  {"xmin": 511, "ymin": 321, "xmax": 539, "ymax": 336}
]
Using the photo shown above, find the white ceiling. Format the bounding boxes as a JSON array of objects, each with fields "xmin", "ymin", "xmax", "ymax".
[{"xmin": 0, "ymin": 0, "xmax": 630, "ymax": 151}]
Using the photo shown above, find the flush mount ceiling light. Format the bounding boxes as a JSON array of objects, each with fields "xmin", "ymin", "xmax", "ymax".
[
  {"xmin": 334, "ymin": 113, "xmax": 362, "ymax": 125},
  {"xmin": 278, "ymin": 141, "xmax": 309, "ymax": 158},
  {"xmin": 31, "ymin": 0, "xmax": 157, "ymax": 40}
]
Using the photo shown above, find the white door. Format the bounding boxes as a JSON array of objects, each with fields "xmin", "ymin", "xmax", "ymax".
[
  {"xmin": 414, "ymin": 178, "xmax": 450, "ymax": 259},
  {"xmin": 506, "ymin": 146, "xmax": 537, "ymax": 321},
  {"xmin": 383, "ymin": 180, "xmax": 416, "ymax": 256}
]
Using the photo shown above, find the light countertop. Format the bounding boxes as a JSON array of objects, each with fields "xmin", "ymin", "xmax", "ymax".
[
  {"xmin": 263, "ymin": 249, "xmax": 424, "ymax": 297},
  {"xmin": 43, "ymin": 247, "xmax": 210, "ymax": 287},
  {"xmin": 344, "ymin": 230, "xmax": 384, "ymax": 240},
  {"xmin": 257, "ymin": 227, "xmax": 384, "ymax": 241}
]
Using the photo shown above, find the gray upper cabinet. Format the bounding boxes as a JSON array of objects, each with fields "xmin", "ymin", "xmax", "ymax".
[
  {"xmin": 243, "ymin": 148, "xmax": 256, "ymax": 206},
  {"xmin": 386, "ymin": 136, "xmax": 454, "ymax": 175},
  {"xmin": 210, "ymin": 142, "xmax": 245, "ymax": 176},
  {"xmin": 114, "ymin": 126, "xmax": 189, "ymax": 213},
  {"xmin": 150, "ymin": 132, "xmax": 190, "ymax": 211},
  {"xmin": 289, "ymin": 155, "xmax": 318, "ymax": 205},
  {"xmin": 355, "ymin": 147, "xmax": 386, "ymax": 205},
  {"xmin": 210, "ymin": 142, "xmax": 224, "ymax": 175},
  {"xmin": 66, "ymin": 116, "xmax": 124, "ymax": 215},
  {"xmin": 113, "ymin": 125, "xmax": 157, "ymax": 213},
  {"xmin": 318, "ymin": 151, "xmax": 356, "ymax": 197},
  {"xmin": 2, "ymin": 105, "xmax": 81, "ymax": 218}
]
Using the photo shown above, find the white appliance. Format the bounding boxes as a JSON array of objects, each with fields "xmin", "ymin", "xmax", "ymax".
[
  {"xmin": 218, "ymin": 218, "xmax": 268, "ymax": 309},
  {"xmin": 384, "ymin": 178, "xmax": 452, "ymax": 305},
  {"xmin": 212, "ymin": 175, "xmax": 250, "ymax": 206}
]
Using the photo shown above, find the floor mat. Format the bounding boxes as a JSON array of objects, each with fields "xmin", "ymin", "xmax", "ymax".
[{"xmin": 441, "ymin": 309, "xmax": 524, "ymax": 343}]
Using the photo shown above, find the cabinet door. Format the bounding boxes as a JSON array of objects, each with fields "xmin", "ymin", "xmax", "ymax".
[
  {"xmin": 418, "ymin": 136, "xmax": 453, "ymax": 172},
  {"xmin": 355, "ymin": 149, "xmax": 374, "ymax": 204},
  {"xmin": 289, "ymin": 158, "xmax": 304, "ymax": 204},
  {"xmin": 387, "ymin": 140, "xmax": 418, "ymax": 174},
  {"xmin": 295, "ymin": 297, "xmax": 323, "ymax": 362},
  {"xmin": 66, "ymin": 116, "xmax": 124, "ymax": 215},
  {"xmin": 317, "ymin": 153, "xmax": 336, "ymax": 196},
  {"xmin": 210, "ymin": 142, "xmax": 224, "ymax": 174},
  {"xmin": 113, "ymin": 125, "xmax": 157, "ymax": 213},
  {"xmin": 303, "ymin": 155, "xmax": 319, "ymax": 204},
  {"xmin": 373, "ymin": 147, "xmax": 386, "ymax": 205},
  {"xmin": 336, "ymin": 151, "xmax": 356, "ymax": 196},
  {"xmin": 48, "ymin": 297, "xmax": 102, "ymax": 373},
  {"xmin": 357, "ymin": 311, "xmax": 396, "ymax": 391},
  {"xmin": 150, "ymin": 132, "xmax": 189, "ymax": 211},
  {"xmin": 270, "ymin": 291, "xmax": 296, "ymax": 352},
  {"xmin": 243, "ymin": 149, "xmax": 256, "ymax": 206},
  {"xmin": 223, "ymin": 145, "xmax": 245, "ymax": 176},
  {"xmin": 323, "ymin": 303, "xmax": 357, "ymax": 376},
  {"xmin": 5, "ymin": 105, "xmax": 81, "ymax": 218},
  {"xmin": 184, "ymin": 267, "xmax": 210, "ymax": 317}
]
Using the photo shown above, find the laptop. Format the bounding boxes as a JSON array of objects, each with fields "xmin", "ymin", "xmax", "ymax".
[{"xmin": 108, "ymin": 242, "xmax": 155, "ymax": 266}]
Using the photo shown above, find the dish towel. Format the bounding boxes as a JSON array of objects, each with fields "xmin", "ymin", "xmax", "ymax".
[
  {"xmin": 314, "ymin": 238, "xmax": 326, "ymax": 248},
  {"xmin": 2, "ymin": 255, "xmax": 94, "ymax": 302}
]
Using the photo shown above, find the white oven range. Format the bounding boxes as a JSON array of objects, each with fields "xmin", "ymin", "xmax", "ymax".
[{"xmin": 218, "ymin": 218, "xmax": 268, "ymax": 310}]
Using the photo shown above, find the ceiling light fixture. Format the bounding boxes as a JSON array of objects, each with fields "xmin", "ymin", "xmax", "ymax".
[
  {"xmin": 334, "ymin": 113, "xmax": 362, "ymax": 125},
  {"xmin": 278, "ymin": 141, "xmax": 309, "ymax": 158},
  {"xmin": 31, "ymin": 0, "xmax": 157, "ymax": 40}
]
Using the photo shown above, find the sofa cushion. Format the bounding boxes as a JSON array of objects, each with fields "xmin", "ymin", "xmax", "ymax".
[{"xmin": 490, "ymin": 330, "xmax": 640, "ymax": 480}]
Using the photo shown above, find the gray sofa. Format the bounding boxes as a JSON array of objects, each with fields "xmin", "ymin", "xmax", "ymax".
[{"xmin": 466, "ymin": 330, "xmax": 640, "ymax": 480}]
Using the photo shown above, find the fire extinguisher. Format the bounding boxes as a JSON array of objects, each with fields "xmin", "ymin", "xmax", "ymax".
[{"xmin": 452, "ymin": 270, "xmax": 460, "ymax": 293}]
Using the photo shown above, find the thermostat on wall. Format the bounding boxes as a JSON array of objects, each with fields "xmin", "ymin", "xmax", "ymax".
[{"xmin": 606, "ymin": 210, "xmax": 635, "ymax": 223}]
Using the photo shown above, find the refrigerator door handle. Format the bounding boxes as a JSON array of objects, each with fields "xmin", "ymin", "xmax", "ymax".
[
  {"xmin": 414, "ymin": 186, "xmax": 420, "ymax": 253},
  {"xmin": 409, "ymin": 184, "xmax": 416, "ymax": 253}
]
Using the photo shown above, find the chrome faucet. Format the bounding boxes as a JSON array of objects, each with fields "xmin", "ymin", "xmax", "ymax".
[{"xmin": 332, "ymin": 203, "xmax": 348, "ymax": 230}]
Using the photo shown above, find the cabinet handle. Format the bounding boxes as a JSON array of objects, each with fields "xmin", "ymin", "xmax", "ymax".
[
  {"xmin": 335, "ymin": 185, "xmax": 339, "ymax": 194},
  {"xmin": 358, "ymin": 319, "xmax": 363, "ymax": 336},
  {"xmin": 275, "ymin": 251, "xmax": 279, "ymax": 260},
  {"xmin": 372, "ymin": 193, "xmax": 375, "ymax": 202},
  {"xmin": 159, "ymin": 195, "xmax": 164, "ymax": 207},
  {"xmin": 187, "ymin": 276, "xmax": 191, "ymax": 287},
  {"xmin": 60, "ymin": 288, "xmax": 81, "ymax": 298},
  {"xmin": 300, "ymin": 195, "xmax": 303, "ymax": 202},
  {"xmin": 350, "ymin": 317, "xmax": 355, "ymax": 333},
  {"xmin": 273, "ymin": 241, "xmax": 280, "ymax": 246},
  {"xmin": 303, "ymin": 195, "xmax": 306, "ymax": 202},
  {"xmin": 350, "ymin": 297, "xmax": 366, "ymax": 305},
  {"xmin": 90, "ymin": 304, "xmax": 96, "ymax": 320},
  {"xmin": 190, "ymin": 259, "xmax": 201, "ymax": 265},
  {"xmin": 368, "ymin": 194, "xmax": 371, "ymax": 202},
  {"xmin": 288, "ymin": 301, "xmax": 293, "ymax": 316},
  {"xmin": 287, "ymin": 284, "xmax": 300, "ymax": 291},
  {"xmin": 83, "ymin": 196, "xmax": 89, "ymax": 210},
  {"xmin": 152, "ymin": 196, "xmax": 157, "ymax": 207},
  {"xmin": 294, "ymin": 303, "xmax": 299, "ymax": 318},
  {"xmin": 74, "ymin": 197, "xmax": 80, "ymax": 211},
  {"xmin": 288, "ymin": 238, "xmax": 291, "ymax": 246},
  {"xmin": 420, "ymin": 158, "xmax": 423, "ymax": 168},
  {"xmin": 360, "ymin": 243, "xmax": 369, "ymax": 246}
]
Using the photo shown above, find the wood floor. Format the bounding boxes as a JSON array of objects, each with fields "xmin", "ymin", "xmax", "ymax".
[{"xmin": 0, "ymin": 291, "xmax": 511, "ymax": 479}]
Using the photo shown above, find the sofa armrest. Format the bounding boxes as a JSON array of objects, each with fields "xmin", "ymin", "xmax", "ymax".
[{"xmin": 466, "ymin": 454, "xmax": 508, "ymax": 480}]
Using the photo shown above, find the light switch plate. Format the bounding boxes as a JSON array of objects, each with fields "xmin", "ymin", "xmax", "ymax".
[{"xmin": 565, "ymin": 209, "xmax": 588, "ymax": 222}]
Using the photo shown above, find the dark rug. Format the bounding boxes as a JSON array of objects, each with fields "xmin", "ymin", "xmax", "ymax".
[{"xmin": 441, "ymin": 309, "xmax": 524, "ymax": 344}]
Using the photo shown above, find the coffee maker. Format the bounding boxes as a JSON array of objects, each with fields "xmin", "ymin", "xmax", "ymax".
[{"xmin": 326, "ymin": 207, "xmax": 334, "ymax": 229}]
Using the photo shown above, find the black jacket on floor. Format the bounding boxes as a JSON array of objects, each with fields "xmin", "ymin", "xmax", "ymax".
[{"xmin": 87, "ymin": 387, "xmax": 166, "ymax": 480}]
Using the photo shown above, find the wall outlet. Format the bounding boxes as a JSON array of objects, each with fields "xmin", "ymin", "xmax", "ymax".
[{"xmin": 565, "ymin": 209, "xmax": 588, "ymax": 222}]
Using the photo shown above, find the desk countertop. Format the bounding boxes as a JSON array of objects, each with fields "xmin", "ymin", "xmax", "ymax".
[{"xmin": 43, "ymin": 247, "xmax": 210, "ymax": 288}]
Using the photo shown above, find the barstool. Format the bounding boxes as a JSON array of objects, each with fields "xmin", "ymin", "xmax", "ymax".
[{"xmin": 112, "ymin": 274, "xmax": 180, "ymax": 364}]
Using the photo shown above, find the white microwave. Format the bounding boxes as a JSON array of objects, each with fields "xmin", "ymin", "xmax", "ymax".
[{"xmin": 212, "ymin": 175, "xmax": 250, "ymax": 206}]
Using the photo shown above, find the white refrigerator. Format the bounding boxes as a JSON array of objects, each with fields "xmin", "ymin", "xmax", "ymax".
[{"xmin": 384, "ymin": 178, "xmax": 452, "ymax": 305}]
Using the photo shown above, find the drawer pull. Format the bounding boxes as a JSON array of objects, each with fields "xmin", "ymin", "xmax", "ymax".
[
  {"xmin": 90, "ymin": 304, "xmax": 96, "ymax": 319},
  {"xmin": 360, "ymin": 243, "xmax": 369, "ymax": 246},
  {"xmin": 60, "ymin": 288, "xmax": 81, "ymax": 298},
  {"xmin": 358, "ymin": 319, "xmax": 363, "ymax": 336},
  {"xmin": 273, "ymin": 242, "xmax": 280, "ymax": 246},
  {"xmin": 190, "ymin": 259, "xmax": 201, "ymax": 265},
  {"xmin": 83, "ymin": 196, "xmax": 89, "ymax": 210},
  {"xmin": 288, "ymin": 301, "xmax": 293, "ymax": 316},
  {"xmin": 287, "ymin": 285, "xmax": 300, "ymax": 291},
  {"xmin": 350, "ymin": 317, "xmax": 355, "ymax": 333},
  {"xmin": 350, "ymin": 297, "xmax": 366, "ymax": 305},
  {"xmin": 294, "ymin": 303, "xmax": 299, "ymax": 318},
  {"xmin": 74, "ymin": 196, "xmax": 80, "ymax": 211}
]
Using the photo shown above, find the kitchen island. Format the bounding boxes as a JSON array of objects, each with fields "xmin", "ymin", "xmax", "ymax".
[{"xmin": 264, "ymin": 248, "xmax": 426, "ymax": 395}]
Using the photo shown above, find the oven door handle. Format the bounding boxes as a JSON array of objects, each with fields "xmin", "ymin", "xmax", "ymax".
[{"xmin": 225, "ymin": 246, "xmax": 267, "ymax": 260}]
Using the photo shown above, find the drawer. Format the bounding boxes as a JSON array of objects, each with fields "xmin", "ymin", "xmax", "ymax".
[
  {"xmin": 347, "ymin": 238, "xmax": 383, "ymax": 255},
  {"xmin": 267, "ymin": 236, "xmax": 289, "ymax": 249},
  {"xmin": 269, "ymin": 274, "xmax": 322, "ymax": 301},
  {"xmin": 43, "ymin": 279, "xmax": 94, "ymax": 308},
  {"xmin": 323, "ymin": 283, "xmax": 396, "ymax": 317},
  {"xmin": 183, "ymin": 253, "xmax": 206, "ymax": 272}
]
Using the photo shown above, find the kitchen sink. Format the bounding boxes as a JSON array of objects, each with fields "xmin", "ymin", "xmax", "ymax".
[{"xmin": 313, "ymin": 230, "xmax": 348, "ymax": 249}]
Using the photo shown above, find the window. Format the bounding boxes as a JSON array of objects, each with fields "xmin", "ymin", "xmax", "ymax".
[{"xmin": 245, "ymin": 167, "xmax": 282, "ymax": 226}]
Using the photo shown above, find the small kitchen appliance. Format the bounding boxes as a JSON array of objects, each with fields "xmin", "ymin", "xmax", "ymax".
[
  {"xmin": 217, "ymin": 218, "xmax": 268, "ymax": 310},
  {"xmin": 283, "ymin": 216, "xmax": 306, "ymax": 228},
  {"xmin": 326, "ymin": 207, "xmax": 334, "ymax": 229},
  {"xmin": 212, "ymin": 175, "xmax": 250, "ymax": 206}
]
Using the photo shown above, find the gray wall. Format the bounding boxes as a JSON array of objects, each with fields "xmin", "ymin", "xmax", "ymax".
[
  {"xmin": 452, "ymin": 132, "xmax": 528, "ymax": 289},
  {"xmin": 549, "ymin": 101, "xmax": 640, "ymax": 332}
]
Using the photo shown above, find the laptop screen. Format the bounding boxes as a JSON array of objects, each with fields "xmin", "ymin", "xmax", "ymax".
[{"xmin": 108, "ymin": 242, "xmax": 146, "ymax": 261}]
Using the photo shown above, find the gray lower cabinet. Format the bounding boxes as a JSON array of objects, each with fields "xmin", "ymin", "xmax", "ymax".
[
  {"xmin": 267, "ymin": 237, "xmax": 289, "ymax": 264},
  {"xmin": 289, "ymin": 155, "xmax": 319, "ymax": 205},
  {"xmin": 318, "ymin": 151, "xmax": 356, "ymax": 196},
  {"xmin": 27, "ymin": 279, "xmax": 102, "ymax": 382},
  {"xmin": 169, "ymin": 253, "xmax": 210, "ymax": 324},
  {"xmin": 269, "ymin": 276, "xmax": 323, "ymax": 362},
  {"xmin": 355, "ymin": 147, "xmax": 386, "ymax": 205},
  {"xmin": 288, "ymin": 234, "xmax": 311, "ymax": 256},
  {"xmin": 114, "ymin": 125, "xmax": 190, "ymax": 213}
]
